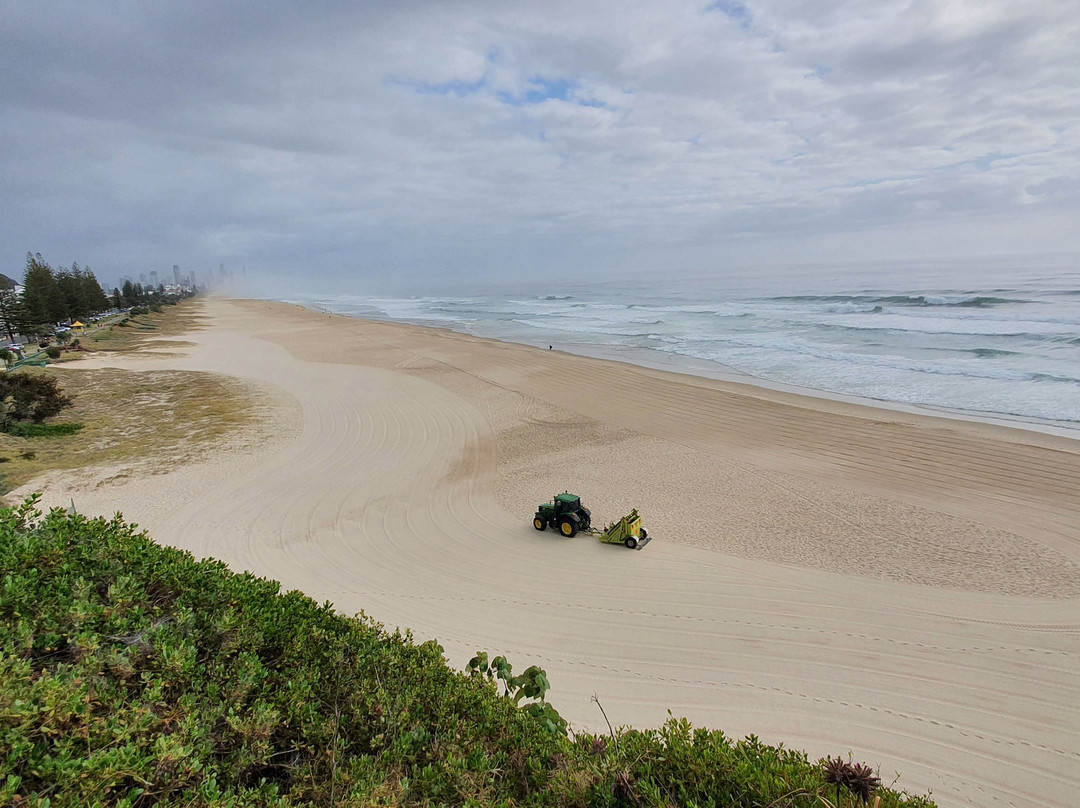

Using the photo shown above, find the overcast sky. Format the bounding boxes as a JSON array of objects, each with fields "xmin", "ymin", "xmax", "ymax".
[{"xmin": 2, "ymin": 0, "xmax": 1078, "ymax": 292}]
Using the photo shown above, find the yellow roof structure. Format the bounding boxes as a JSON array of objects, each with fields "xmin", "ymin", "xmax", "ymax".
[{"xmin": 71, "ymin": 321, "xmax": 84, "ymax": 327}]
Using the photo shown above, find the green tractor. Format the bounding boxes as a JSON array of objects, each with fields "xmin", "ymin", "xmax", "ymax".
[
  {"xmin": 534, "ymin": 492, "xmax": 592, "ymax": 537},
  {"xmin": 533, "ymin": 493, "xmax": 652, "ymax": 549}
]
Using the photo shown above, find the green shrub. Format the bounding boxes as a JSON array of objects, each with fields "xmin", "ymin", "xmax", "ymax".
[
  {"xmin": 44, "ymin": 346, "xmax": 61, "ymax": 359},
  {"xmin": 0, "ymin": 499, "xmax": 937, "ymax": 808},
  {"xmin": 1, "ymin": 421, "xmax": 84, "ymax": 437},
  {"xmin": 0, "ymin": 372, "xmax": 73, "ymax": 422}
]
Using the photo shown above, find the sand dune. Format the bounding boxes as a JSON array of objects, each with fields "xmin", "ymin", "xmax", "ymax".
[{"xmin": 24, "ymin": 298, "xmax": 1080, "ymax": 808}]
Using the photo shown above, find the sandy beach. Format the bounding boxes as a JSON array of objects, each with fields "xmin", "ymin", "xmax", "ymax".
[{"xmin": 21, "ymin": 298, "xmax": 1080, "ymax": 808}]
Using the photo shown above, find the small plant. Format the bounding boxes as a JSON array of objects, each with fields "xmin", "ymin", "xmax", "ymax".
[
  {"xmin": 468, "ymin": 651, "xmax": 568, "ymax": 736},
  {"xmin": 44, "ymin": 346, "xmax": 61, "ymax": 359},
  {"xmin": 0, "ymin": 349, "xmax": 13, "ymax": 368},
  {"xmin": 824, "ymin": 756, "xmax": 882, "ymax": 805}
]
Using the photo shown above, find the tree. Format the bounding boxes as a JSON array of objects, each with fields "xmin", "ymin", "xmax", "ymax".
[
  {"xmin": 56, "ymin": 264, "xmax": 83, "ymax": 321},
  {"xmin": 0, "ymin": 280, "xmax": 27, "ymax": 343},
  {"xmin": 81, "ymin": 268, "xmax": 109, "ymax": 313},
  {"xmin": 53, "ymin": 262, "xmax": 108, "ymax": 320},
  {"xmin": 21, "ymin": 253, "xmax": 65, "ymax": 334}
]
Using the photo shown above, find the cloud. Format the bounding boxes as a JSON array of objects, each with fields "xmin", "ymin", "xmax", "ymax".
[{"xmin": 0, "ymin": 0, "xmax": 1077, "ymax": 289}]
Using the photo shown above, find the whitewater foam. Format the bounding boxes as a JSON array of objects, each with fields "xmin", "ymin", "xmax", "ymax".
[{"xmin": 282, "ymin": 266, "xmax": 1080, "ymax": 430}]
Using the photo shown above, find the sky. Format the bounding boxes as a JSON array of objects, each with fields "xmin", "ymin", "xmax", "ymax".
[{"xmin": 2, "ymin": 0, "xmax": 1078, "ymax": 293}]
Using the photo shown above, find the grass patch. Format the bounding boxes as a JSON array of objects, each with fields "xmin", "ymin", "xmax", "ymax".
[
  {"xmin": 1, "ymin": 422, "xmax": 84, "ymax": 438},
  {"xmin": 0, "ymin": 503, "xmax": 936, "ymax": 807},
  {"xmin": 0, "ymin": 367, "xmax": 277, "ymax": 495},
  {"xmin": 86, "ymin": 299, "xmax": 206, "ymax": 353}
]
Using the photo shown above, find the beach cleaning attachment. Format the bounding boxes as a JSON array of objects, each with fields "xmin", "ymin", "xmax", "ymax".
[
  {"xmin": 532, "ymin": 493, "xmax": 651, "ymax": 549},
  {"xmin": 594, "ymin": 508, "xmax": 650, "ymax": 550}
]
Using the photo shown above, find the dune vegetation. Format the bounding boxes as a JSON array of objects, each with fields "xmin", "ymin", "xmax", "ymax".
[{"xmin": 0, "ymin": 498, "xmax": 936, "ymax": 807}]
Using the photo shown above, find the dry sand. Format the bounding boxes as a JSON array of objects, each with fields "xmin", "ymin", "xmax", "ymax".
[{"xmin": 20, "ymin": 298, "xmax": 1080, "ymax": 808}]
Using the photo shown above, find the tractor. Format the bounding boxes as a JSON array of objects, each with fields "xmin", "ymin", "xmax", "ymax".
[
  {"xmin": 534, "ymin": 492, "xmax": 592, "ymax": 537},
  {"xmin": 533, "ymin": 493, "xmax": 652, "ymax": 549}
]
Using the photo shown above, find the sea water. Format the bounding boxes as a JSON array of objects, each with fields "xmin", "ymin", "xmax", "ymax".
[{"xmin": 281, "ymin": 259, "xmax": 1080, "ymax": 432}]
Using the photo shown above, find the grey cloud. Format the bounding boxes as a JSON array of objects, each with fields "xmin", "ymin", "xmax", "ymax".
[{"xmin": 1, "ymin": 0, "xmax": 1077, "ymax": 290}]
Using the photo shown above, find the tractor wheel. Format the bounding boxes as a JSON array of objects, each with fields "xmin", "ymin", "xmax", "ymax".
[
  {"xmin": 640, "ymin": 528, "xmax": 648, "ymax": 540},
  {"xmin": 533, "ymin": 517, "xmax": 546, "ymax": 531},
  {"xmin": 559, "ymin": 518, "xmax": 577, "ymax": 537},
  {"xmin": 624, "ymin": 536, "xmax": 638, "ymax": 549}
]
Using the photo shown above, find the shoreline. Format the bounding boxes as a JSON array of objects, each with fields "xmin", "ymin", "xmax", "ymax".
[
  {"xmin": 288, "ymin": 300, "xmax": 1080, "ymax": 442},
  {"xmin": 530, "ymin": 338, "xmax": 1080, "ymax": 441},
  {"xmin": 20, "ymin": 297, "xmax": 1080, "ymax": 808}
]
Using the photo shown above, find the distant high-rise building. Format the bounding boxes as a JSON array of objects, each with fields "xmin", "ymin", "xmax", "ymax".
[
  {"xmin": 219, "ymin": 263, "xmax": 226, "ymax": 278},
  {"xmin": 139, "ymin": 273, "xmax": 147, "ymax": 286},
  {"xmin": 173, "ymin": 265, "xmax": 181, "ymax": 285},
  {"xmin": 149, "ymin": 271, "xmax": 158, "ymax": 287}
]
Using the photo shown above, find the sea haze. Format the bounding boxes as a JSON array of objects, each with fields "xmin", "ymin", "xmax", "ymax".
[{"xmin": 281, "ymin": 261, "xmax": 1080, "ymax": 432}]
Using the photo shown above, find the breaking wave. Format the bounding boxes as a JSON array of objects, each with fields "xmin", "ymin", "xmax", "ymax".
[{"xmin": 765, "ymin": 293, "xmax": 1027, "ymax": 308}]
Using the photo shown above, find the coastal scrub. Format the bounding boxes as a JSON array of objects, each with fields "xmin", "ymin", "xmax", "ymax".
[{"xmin": 0, "ymin": 499, "xmax": 937, "ymax": 807}]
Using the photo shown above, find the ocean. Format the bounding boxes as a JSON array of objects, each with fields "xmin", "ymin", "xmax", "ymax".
[{"xmin": 279, "ymin": 259, "xmax": 1080, "ymax": 433}]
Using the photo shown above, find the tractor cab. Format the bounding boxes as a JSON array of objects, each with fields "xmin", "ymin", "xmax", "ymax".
[{"xmin": 553, "ymin": 493, "xmax": 584, "ymax": 517}]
